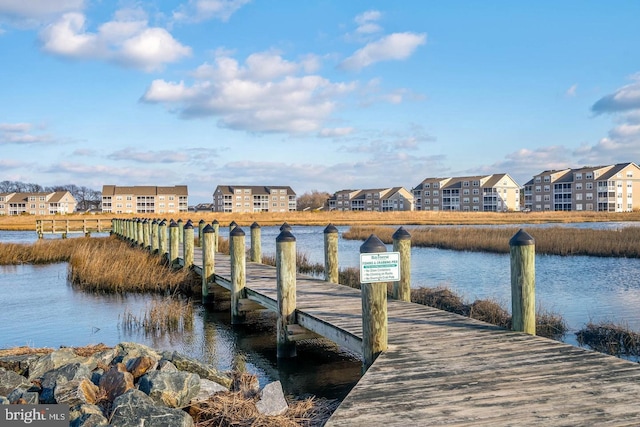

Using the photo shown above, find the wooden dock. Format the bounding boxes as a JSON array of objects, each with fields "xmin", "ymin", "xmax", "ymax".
[
  {"xmin": 113, "ymin": 219, "xmax": 640, "ymax": 426},
  {"xmin": 36, "ymin": 218, "xmax": 111, "ymax": 238}
]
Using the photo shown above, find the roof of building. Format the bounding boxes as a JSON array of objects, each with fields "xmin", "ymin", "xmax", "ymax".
[
  {"xmin": 102, "ymin": 185, "xmax": 188, "ymax": 196},
  {"xmin": 214, "ymin": 185, "xmax": 296, "ymax": 195}
]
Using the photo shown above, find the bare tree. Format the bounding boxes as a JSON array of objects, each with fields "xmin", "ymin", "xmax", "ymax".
[{"xmin": 296, "ymin": 190, "xmax": 331, "ymax": 211}]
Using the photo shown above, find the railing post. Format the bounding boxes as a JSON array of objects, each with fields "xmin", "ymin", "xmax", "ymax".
[
  {"xmin": 151, "ymin": 219, "xmax": 158, "ymax": 254},
  {"xmin": 277, "ymin": 229, "xmax": 297, "ymax": 358},
  {"xmin": 137, "ymin": 219, "xmax": 144, "ymax": 247},
  {"xmin": 360, "ymin": 234, "xmax": 388, "ymax": 370},
  {"xmin": 250, "ymin": 222, "xmax": 262, "ymax": 263},
  {"xmin": 143, "ymin": 219, "xmax": 150, "ymax": 250},
  {"xmin": 198, "ymin": 219, "xmax": 205, "ymax": 248},
  {"xmin": 183, "ymin": 221, "xmax": 194, "ymax": 269},
  {"xmin": 230, "ymin": 227, "xmax": 246, "ymax": 324},
  {"xmin": 324, "ymin": 224, "xmax": 339, "ymax": 283},
  {"xmin": 212, "ymin": 220, "xmax": 219, "ymax": 252},
  {"xmin": 158, "ymin": 220, "xmax": 168, "ymax": 260},
  {"xmin": 177, "ymin": 219, "xmax": 184, "ymax": 246},
  {"xmin": 169, "ymin": 220, "xmax": 180, "ymax": 268},
  {"xmin": 202, "ymin": 224, "xmax": 215, "ymax": 305},
  {"xmin": 36, "ymin": 220, "xmax": 43, "ymax": 239},
  {"xmin": 510, "ymin": 229, "xmax": 536, "ymax": 335},
  {"xmin": 392, "ymin": 227, "xmax": 412, "ymax": 302},
  {"xmin": 229, "ymin": 220, "xmax": 237, "ymax": 234}
]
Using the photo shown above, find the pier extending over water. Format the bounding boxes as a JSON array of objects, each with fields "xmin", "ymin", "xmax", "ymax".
[{"xmin": 111, "ymin": 218, "xmax": 640, "ymax": 426}]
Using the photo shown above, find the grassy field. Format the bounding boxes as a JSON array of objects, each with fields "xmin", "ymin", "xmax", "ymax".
[{"xmin": 2, "ymin": 210, "xmax": 640, "ymax": 231}]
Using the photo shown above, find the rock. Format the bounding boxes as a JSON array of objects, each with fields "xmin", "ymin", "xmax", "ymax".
[
  {"xmin": 157, "ymin": 360, "xmax": 178, "ymax": 372},
  {"xmin": 7, "ymin": 388, "xmax": 39, "ymax": 404},
  {"xmin": 69, "ymin": 404, "xmax": 109, "ymax": 427},
  {"xmin": 0, "ymin": 368, "xmax": 30, "ymax": 395},
  {"xmin": 40, "ymin": 363, "xmax": 91, "ymax": 404},
  {"xmin": 111, "ymin": 389, "xmax": 194, "ymax": 427},
  {"xmin": 85, "ymin": 348, "xmax": 117, "ymax": 370},
  {"xmin": 0, "ymin": 396, "xmax": 8, "ymax": 404},
  {"xmin": 55, "ymin": 378, "xmax": 99, "ymax": 406},
  {"xmin": 29, "ymin": 348, "xmax": 86, "ymax": 381},
  {"xmin": 165, "ymin": 352, "xmax": 231, "ymax": 388},
  {"xmin": 126, "ymin": 355, "xmax": 157, "ymax": 379},
  {"xmin": 99, "ymin": 363, "xmax": 134, "ymax": 401},
  {"xmin": 114, "ymin": 342, "xmax": 161, "ymax": 367},
  {"xmin": 138, "ymin": 371, "xmax": 200, "ymax": 408},
  {"xmin": 255, "ymin": 381, "xmax": 288, "ymax": 416},
  {"xmin": 0, "ymin": 353, "xmax": 45, "ymax": 376},
  {"xmin": 190, "ymin": 378, "xmax": 228, "ymax": 403}
]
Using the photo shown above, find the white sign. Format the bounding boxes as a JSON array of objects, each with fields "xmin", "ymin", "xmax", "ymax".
[{"xmin": 360, "ymin": 252, "xmax": 400, "ymax": 284}]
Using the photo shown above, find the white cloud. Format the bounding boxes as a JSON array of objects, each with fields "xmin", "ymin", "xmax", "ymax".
[
  {"xmin": 354, "ymin": 10, "xmax": 382, "ymax": 34},
  {"xmin": 340, "ymin": 32, "xmax": 427, "ymax": 71},
  {"xmin": 142, "ymin": 51, "xmax": 357, "ymax": 134},
  {"xmin": 591, "ymin": 76, "xmax": 640, "ymax": 114},
  {"xmin": 108, "ymin": 148, "xmax": 192, "ymax": 163},
  {"xmin": 566, "ymin": 84, "xmax": 578, "ymax": 97},
  {"xmin": 172, "ymin": 0, "xmax": 250, "ymax": 23},
  {"xmin": 39, "ymin": 10, "xmax": 191, "ymax": 71},
  {"xmin": 0, "ymin": 122, "xmax": 53, "ymax": 144},
  {"xmin": 318, "ymin": 127, "xmax": 354, "ymax": 138},
  {"xmin": 0, "ymin": 0, "xmax": 84, "ymax": 26}
]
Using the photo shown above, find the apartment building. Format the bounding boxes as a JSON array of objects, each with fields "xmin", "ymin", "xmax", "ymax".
[
  {"xmin": 212, "ymin": 185, "xmax": 297, "ymax": 213},
  {"xmin": 328, "ymin": 187, "xmax": 414, "ymax": 211},
  {"xmin": 101, "ymin": 185, "xmax": 188, "ymax": 214},
  {"xmin": 524, "ymin": 162, "xmax": 640, "ymax": 212},
  {"xmin": 412, "ymin": 174, "xmax": 521, "ymax": 212},
  {"xmin": 0, "ymin": 191, "xmax": 77, "ymax": 215}
]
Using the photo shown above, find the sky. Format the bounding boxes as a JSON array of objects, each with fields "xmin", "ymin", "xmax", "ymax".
[{"xmin": 1, "ymin": 1, "xmax": 640, "ymax": 204}]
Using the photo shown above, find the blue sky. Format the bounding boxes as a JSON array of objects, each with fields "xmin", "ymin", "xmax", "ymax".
[{"xmin": 1, "ymin": 1, "xmax": 640, "ymax": 203}]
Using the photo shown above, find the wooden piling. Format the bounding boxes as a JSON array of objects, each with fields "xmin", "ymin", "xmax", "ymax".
[
  {"xmin": 169, "ymin": 220, "xmax": 180, "ymax": 268},
  {"xmin": 324, "ymin": 224, "xmax": 339, "ymax": 283},
  {"xmin": 198, "ymin": 219, "xmax": 205, "ymax": 248},
  {"xmin": 202, "ymin": 224, "xmax": 215, "ymax": 305},
  {"xmin": 392, "ymin": 227, "xmax": 412, "ymax": 302},
  {"xmin": 510, "ymin": 229, "xmax": 536, "ymax": 335},
  {"xmin": 212, "ymin": 220, "xmax": 219, "ymax": 252},
  {"xmin": 142, "ymin": 219, "xmax": 150, "ymax": 250},
  {"xmin": 229, "ymin": 220, "xmax": 237, "ymax": 234},
  {"xmin": 158, "ymin": 220, "xmax": 167, "ymax": 259},
  {"xmin": 151, "ymin": 219, "xmax": 158, "ymax": 254},
  {"xmin": 360, "ymin": 234, "xmax": 388, "ymax": 370},
  {"xmin": 250, "ymin": 222, "xmax": 262, "ymax": 263},
  {"xmin": 183, "ymin": 221, "xmax": 195, "ymax": 269},
  {"xmin": 137, "ymin": 219, "xmax": 144, "ymax": 247},
  {"xmin": 230, "ymin": 226, "xmax": 246, "ymax": 324},
  {"xmin": 177, "ymin": 219, "xmax": 184, "ymax": 245},
  {"xmin": 276, "ymin": 229, "xmax": 297, "ymax": 358}
]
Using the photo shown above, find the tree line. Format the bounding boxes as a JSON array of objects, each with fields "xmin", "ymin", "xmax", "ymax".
[{"xmin": 0, "ymin": 181, "xmax": 102, "ymax": 211}]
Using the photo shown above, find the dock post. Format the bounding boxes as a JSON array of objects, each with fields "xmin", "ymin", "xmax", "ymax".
[
  {"xmin": 143, "ymin": 219, "xmax": 150, "ymax": 250},
  {"xmin": 183, "ymin": 221, "xmax": 195, "ymax": 269},
  {"xmin": 212, "ymin": 220, "xmax": 219, "ymax": 252},
  {"xmin": 169, "ymin": 220, "xmax": 180, "ymax": 268},
  {"xmin": 324, "ymin": 224, "xmax": 339, "ymax": 283},
  {"xmin": 202, "ymin": 224, "xmax": 215, "ymax": 305},
  {"xmin": 276, "ymin": 229, "xmax": 297, "ymax": 358},
  {"xmin": 198, "ymin": 219, "xmax": 205, "ymax": 247},
  {"xmin": 177, "ymin": 219, "xmax": 184, "ymax": 245},
  {"xmin": 129, "ymin": 219, "xmax": 135, "ymax": 243},
  {"xmin": 280, "ymin": 222, "xmax": 291, "ymax": 232},
  {"xmin": 137, "ymin": 219, "xmax": 144, "ymax": 247},
  {"xmin": 230, "ymin": 227, "xmax": 246, "ymax": 324},
  {"xmin": 63, "ymin": 220, "xmax": 69, "ymax": 239},
  {"xmin": 392, "ymin": 227, "xmax": 412, "ymax": 302},
  {"xmin": 158, "ymin": 220, "xmax": 168, "ymax": 260},
  {"xmin": 229, "ymin": 220, "xmax": 237, "ymax": 233},
  {"xmin": 510, "ymin": 229, "xmax": 536, "ymax": 335},
  {"xmin": 250, "ymin": 222, "xmax": 262, "ymax": 263},
  {"xmin": 111, "ymin": 219, "xmax": 116, "ymax": 236},
  {"xmin": 151, "ymin": 219, "xmax": 158, "ymax": 254},
  {"xmin": 360, "ymin": 234, "xmax": 388, "ymax": 370},
  {"xmin": 36, "ymin": 220, "xmax": 43, "ymax": 239}
]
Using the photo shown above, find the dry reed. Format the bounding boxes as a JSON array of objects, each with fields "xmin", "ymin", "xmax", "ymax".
[
  {"xmin": 120, "ymin": 298, "xmax": 194, "ymax": 336},
  {"xmin": 343, "ymin": 225, "xmax": 640, "ymax": 257},
  {"xmin": 576, "ymin": 321, "xmax": 640, "ymax": 360}
]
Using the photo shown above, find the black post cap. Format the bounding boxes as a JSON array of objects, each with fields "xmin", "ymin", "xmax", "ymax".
[
  {"xmin": 280, "ymin": 222, "xmax": 292, "ymax": 232},
  {"xmin": 392, "ymin": 226, "xmax": 411, "ymax": 241},
  {"xmin": 276, "ymin": 230, "xmax": 296, "ymax": 242},
  {"xmin": 509, "ymin": 229, "xmax": 535, "ymax": 246},
  {"xmin": 324, "ymin": 224, "xmax": 338, "ymax": 234},
  {"xmin": 203, "ymin": 224, "xmax": 214, "ymax": 233},
  {"xmin": 360, "ymin": 234, "xmax": 387, "ymax": 253},
  {"xmin": 251, "ymin": 221, "xmax": 260, "ymax": 229},
  {"xmin": 230, "ymin": 226, "xmax": 245, "ymax": 237}
]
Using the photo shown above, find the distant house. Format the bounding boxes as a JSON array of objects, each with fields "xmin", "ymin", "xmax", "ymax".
[
  {"xmin": 524, "ymin": 162, "xmax": 640, "ymax": 212},
  {"xmin": 412, "ymin": 173, "xmax": 521, "ymax": 212},
  {"xmin": 328, "ymin": 187, "xmax": 414, "ymax": 211},
  {"xmin": 101, "ymin": 185, "xmax": 188, "ymax": 214},
  {"xmin": 212, "ymin": 185, "xmax": 297, "ymax": 213},
  {"xmin": 193, "ymin": 203, "xmax": 214, "ymax": 212},
  {"xmin": 0, "ymin": 191, "xmax": 77, "ymax": 215}
]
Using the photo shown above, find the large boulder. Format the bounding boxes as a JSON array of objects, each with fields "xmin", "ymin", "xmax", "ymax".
[
  {"xmin": 255, "ymin": 381, "xmax": 288, "ymax": 416},
  {"xmin": 190, "ymin": 378, "xmax": 228, "ymax": 404},
  {"xmin": 98, "ymin": 363, "xmax": 134, "ymax": 401},
  {"xmin": 29, "ymin": 348, "xmax": 87, "ymax": 381},
  {"xmin": 40, "ymin": 363, "xmax": 91, "ymax": 404},
  {"xmin": 126, "ymin": 355, "xmax": 157, "ymax": 379},
  {"xmin": 55, "ymin": 378, "xmax": 99, "ymax": 406},
  {"xmin": 114, "ymin": 342, "xmax": 161, "ymax": 367},
  {"xmin": 164, "ymin": 352, "xmax": 231, "ymax": 388},
  {"xmin": 69, "ymin": 404, "xmax": 109, "ymax": 427},
  {"xmin": 110, "ymin": 389, "xmax": 194, "ymax": 427},
  {"xmin": 0, "ymin": 353, "xmax": 45, "ymax": 376},
  {"xmin": 138, "ymin": 371, "xmax": 200, "ymax": 408},
  {"xmin": 0, "ymin": 368, "xmax": 30, "ymax": 395}
]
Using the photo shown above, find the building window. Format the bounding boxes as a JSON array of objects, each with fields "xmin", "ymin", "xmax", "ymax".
[
  {"xmin": 586, "ymin": 183, "xmax": 593, "ymax": 190},
  {"xmin": 576, "ymin": 173, "xmax": 583, "ymax": 180}
]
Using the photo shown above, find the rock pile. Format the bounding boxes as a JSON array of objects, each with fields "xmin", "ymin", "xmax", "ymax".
[{"xmin": 0, "ymin": 342, "xmax": 289, "ymax": 426}]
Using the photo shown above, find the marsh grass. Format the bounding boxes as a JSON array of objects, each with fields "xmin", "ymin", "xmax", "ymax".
[
  {"xmin": 0, "ymin": 238, "xmax": 101, "ymax": 265},
  {"xmin": 120, "ymin": 298, "xmax": 194, "ymax": 336},
  {"xmin": 343, "ymin": 225, "xmax": 640, "ymax": 257},
  {"xmin": 576, "ymin": 321, "xmax": 640, "ymax": 360}
]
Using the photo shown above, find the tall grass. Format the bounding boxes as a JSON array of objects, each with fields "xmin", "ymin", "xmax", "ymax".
[
  {"xmin": 576, "ymin": 321, "xmax": 640, "ymax": 361},
  {"xmin": 120, "ymin": 298, "xmax": 194, "ymax": 336},
  {"xmin": 0, "ymin": 238, "xmax": 102, "ymax": 265},
  {"xmin": 343, "ymin": 225, "xmax": 640, "ymax": 257}
]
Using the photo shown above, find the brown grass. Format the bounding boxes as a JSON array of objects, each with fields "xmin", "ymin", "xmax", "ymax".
[
  {"xmin": 0, "ymin": 343, "xmax": 111, "ymax": 357},
  {"xmin": 576, "ymin": 321, "xmax": 640, "ymax": 360},
  {"xmin": 3, "ymin": 210, "xmax": 640, "ymax": 231},
  {"xmin": 120, "ymin": 298, "xmax": 194, "ymax": 336},
  {"xmin": 343, "ymin": 225, "xmax": 640, "ymax": 257},
  {"xmin": 0, "ymin": 238, "xmax": 99, "ymax": 265}
]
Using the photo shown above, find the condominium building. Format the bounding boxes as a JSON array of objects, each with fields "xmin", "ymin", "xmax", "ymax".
[
  {"xmin": 328, "ymin": 187, "xmax": 414, "ymax": 211},
  {"xmin": 524, "ymin": 162, "xmax": 640, "ymax": 212},
  {"xmin": 101, "ymin": 185, "xmax": 188, "ymax": 214},
  {"xmin": 412, "ymin": 174, "xmax": 521, "ymax": 212},
  {"xmin": 212, "ymin": 185, "xmax": 297, "ymax": 213},
  {"xmin": 0, "ymin": 191, "xmax": 77, "ymax": 215}
]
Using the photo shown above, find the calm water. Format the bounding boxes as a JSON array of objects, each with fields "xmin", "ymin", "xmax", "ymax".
[{"xmin": 2, "ymin": 223, "xmax": 640, "ymax": 397}]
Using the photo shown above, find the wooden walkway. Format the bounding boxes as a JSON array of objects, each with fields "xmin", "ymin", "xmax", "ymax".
[{"xmin": 183, "ymin": 248, "xmax": 640, "ymax": 426}]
